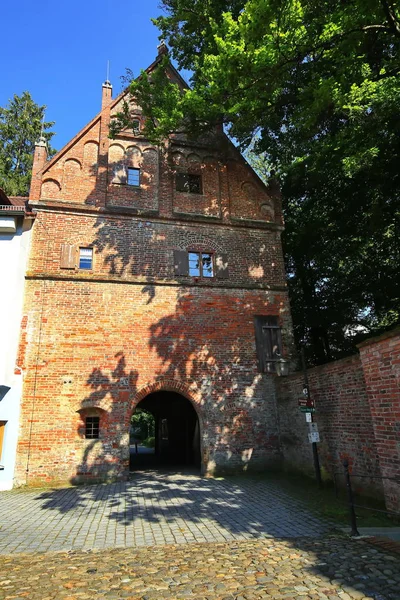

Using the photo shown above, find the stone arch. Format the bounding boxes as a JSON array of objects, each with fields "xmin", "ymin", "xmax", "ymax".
[
  {"xmin": 125, "ymin": 145, "xmax": 142, "ymax": 169},
  {"xmin": 109, "ymin": 143, "xmax": 125, "ymax": 162},
  {"xmin": 125, "ymin": 145, "xmax": 142, "ymax": 158},
  {"xmin": 64, "ymin": 158, "xmax": 82, "ymax": 175},
  {"xmin": 176, "ymin": 232, "xmax": 224, "ymax": 254},
  {"xmin": 83, "ymin": 141, "xmax": 99, "ymax": 168},
  {"xmin": 187, "ymin": 152, "xmax": 201, "ymax": 165},
  {"xmin": 242, "ymin": 181, "xmax": 257, "ymax": 198},
  {"xmin": 171, "ymin": 151, "xmax": 187, "ymax": 167},
  {"xmin": 142, "ymin": 147, "xmax": 158, "ymax": 156},
  {"xmin": 130, "ymin": 379, "xmax": 204, "ymax": 473},
  {"xmin": 41, "ymin": 178, "xmax": 61, "ymax": 198},
  {"xmin": 143, "ymin": 146, "xmax": 158, "ymax": 160},
  {"xmin": 141, "ymin": 148, "xmax": 159, "ymax": 186},
  {"xmin": 131, "ymin": 378, "xmax": 202, "ymax": 416},
  {"xmin": 260, "ymin": 202, "xmax": 275, "ymax": 220}
]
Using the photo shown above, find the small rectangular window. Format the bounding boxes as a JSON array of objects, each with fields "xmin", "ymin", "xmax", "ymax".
[
  {"xmin": 85, "ymin": 416, "xmax": 100, "ymax": 439},
  {"xmin": 127, "ymin": 168, "xmax": 140, "ymax": 186},
  {"xmin": 176, "ymin": 173, "xmax": 202, "ymax": 194},
  {"xmin": 79, "ymin": 248, "xmax": 93, "ymax": 270},
  {"xmin": 188, "ymin": 252, "xmax": 200, "ymax": 276},
  {"xmin": 188, "ymin": 252, "xmax": 214, "ymax": 278},
  {"xmin": 132, "ymin": 119, "xmax": 141, "ymax": 134},
  {"xmin": 202, "ymin": 253, "xmax": 214, "ymax": 277},
  {"xmin": 254, "ymin": 316, "xmax": 283, "ymax": 373}
]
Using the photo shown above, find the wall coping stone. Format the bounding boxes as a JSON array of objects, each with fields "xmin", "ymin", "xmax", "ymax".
[{"xmin": 357, "ymin": 326, "xmax": 400, "ymax": 349}]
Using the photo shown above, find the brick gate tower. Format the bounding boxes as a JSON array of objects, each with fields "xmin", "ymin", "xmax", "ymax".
[{"xmin": 14, "ymin": 49, "xmax": 292, "ymax": 486}]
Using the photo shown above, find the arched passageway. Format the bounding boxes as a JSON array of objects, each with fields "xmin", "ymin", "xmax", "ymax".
[{"xmin": 129, "ymin": 391, "xmax": 201, "ymax": 471}]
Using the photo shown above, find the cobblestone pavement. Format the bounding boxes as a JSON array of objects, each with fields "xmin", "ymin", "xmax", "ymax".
[
  {"xmin": 0, "ymin": 471, "xmax": 333, "ymax": 554},
  {"xmin": 1, "ymin": 536, "xmax": 399, "ymax": 599}
]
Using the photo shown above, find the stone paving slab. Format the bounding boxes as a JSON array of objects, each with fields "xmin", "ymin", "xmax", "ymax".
[
  {"xmin": 1, "ymin": 536, "xmax": 399, "ymax": 599},
  {"xmin": 0, "ymin": 471, "xmax": 333, "ymax": 554}
]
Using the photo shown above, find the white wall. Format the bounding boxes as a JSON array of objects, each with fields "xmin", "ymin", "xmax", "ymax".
[{"xmin": 0, "ymin": 217, "xmax": 32, "ymax": 490}]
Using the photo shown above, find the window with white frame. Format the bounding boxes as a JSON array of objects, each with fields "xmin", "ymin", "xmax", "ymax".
[{"xmin": 79, "ymin": 248, "xmax": 93, "ymax": 270}]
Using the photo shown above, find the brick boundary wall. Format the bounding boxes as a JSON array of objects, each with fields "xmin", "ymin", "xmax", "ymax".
[
  {"xmin": 358, "ymin": 329, "xmax": 400, "ymax": 513},
  {"xmin": 276, "ymin": 328, "xmax": 400, "ymax": 512},
  {"xmin": 276, "ymin": 355, "xmax": 384, "ymax": 498}
]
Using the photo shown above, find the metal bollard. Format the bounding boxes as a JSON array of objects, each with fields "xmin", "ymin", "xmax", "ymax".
[{"xmin": 343, "ymin": 459, "xmax": 360, "ymax": 536}]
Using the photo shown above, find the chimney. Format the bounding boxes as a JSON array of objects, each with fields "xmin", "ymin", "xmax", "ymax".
[
  {"xmin": 102, "ymin": 80, "xmax": 113, "ymax": 110},
  {"xmin": 157, "ymin": 40, "xmax": 168, "ymax": 57},
  {"xmin": 29, "ymin": 137, "xmax": 48, "ymax": 202},
  {"xmin": 33, "ymin": 136, "xmax": 47, "ymax": 171}
]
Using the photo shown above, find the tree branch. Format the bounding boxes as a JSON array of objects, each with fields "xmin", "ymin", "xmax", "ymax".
[{"xmin": 380, "ymin": 0, "xmax": 400, "ymax": 38}]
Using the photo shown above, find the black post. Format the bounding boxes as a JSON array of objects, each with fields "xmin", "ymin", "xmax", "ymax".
[
  {"xmin": 312, "ymin": 439, "xmax": 322, "ymax": 489},
  {"xmin": 343, "ymin": 459, "xmax": 360, "ymax": 536},
  {"xmin": 301, "ymin": 348, "xmax": 322, "ymax": 489}
]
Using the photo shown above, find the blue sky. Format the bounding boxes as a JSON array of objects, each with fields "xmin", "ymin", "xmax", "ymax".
[{"xmin": 1, "ymin": 0, "xmax": 180, "ymax": 150}]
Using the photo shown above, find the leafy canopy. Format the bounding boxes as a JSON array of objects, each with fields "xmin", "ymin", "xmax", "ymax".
[
  {"xmin": 0, "ymin": 92, "xmax": 55, "ymax": 196},
  {"xmin": 126, "ymin": 0, "xmax": 400, "ymax": 173},
  {"xmin": 119, "ymin": 0, "xmax": 400, "ymax": 363}
]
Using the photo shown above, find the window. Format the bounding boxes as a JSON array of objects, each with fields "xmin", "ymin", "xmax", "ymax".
[
  {"xmin": 188, "ymin": 252, "xmax": 214, "ymax": 277},
  {"xmin": 79, "ymin": 247, "xmax": 93, "ymax": 270},
  {"xmin": 254, "ymin": 316, "xmax": 283, "ymax": 373},
  {"xmin": 0, "ymin": 421, "xmax": 6, "ymax": 462},
  {"xmin": 176, "ymin": 173, "xmax": 202, "ymax": 194},
  {"xmin": 173, "ymin": 250, "xmax": 229, "ymax": 279},
  {"xmin": 127, "ymin": 167, "xmax": 140, "ymax": 187},
  {"xmin": 132, "ymin": 119, "xmax": 140, "ymax": 134},
  {"xmin": 85, "ymin": 416, "xmax": 100, "ymax": 439}
]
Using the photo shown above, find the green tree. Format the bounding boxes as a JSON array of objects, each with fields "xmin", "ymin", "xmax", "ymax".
[
  {"xmin": 0, "ymin": 92, "xmax": 55, "ymax": 196},
  {"xmin": 117, "ymin": 0, "xmax": 400, "ymax": 363},
  {"xmin": 131, "ymin": 408, "xmax": 155, "ymax": 441}
]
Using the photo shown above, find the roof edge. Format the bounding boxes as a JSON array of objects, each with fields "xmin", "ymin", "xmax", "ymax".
[
  {"xmin": 41, "ymin": 113, "xmax": 101, "ymax": 175},
  {"xmin": 40, "ymin": 53, "xmax": 188, "ymax": 178}
]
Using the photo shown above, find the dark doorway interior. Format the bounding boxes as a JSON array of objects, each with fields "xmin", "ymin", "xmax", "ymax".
[{"xmin": 129, "ymin": 391, "xmax": 201, "ymax": 471}]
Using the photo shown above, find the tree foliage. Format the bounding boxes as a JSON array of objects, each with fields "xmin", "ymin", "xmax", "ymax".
[
  {"xmin": 0, "ymin": 92, "xmax": 55, "ymax": 196},
  {"xmin": 120, "ymin": 0, "xmax": 400, "ymax": 363},
  {"xmin": 131, "ymin": 408, "xmax": 155, "ymax": 441}
]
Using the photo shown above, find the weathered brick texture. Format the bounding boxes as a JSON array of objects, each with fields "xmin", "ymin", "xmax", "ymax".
[
  {"xmin": 16, "ymin": 59, "xmax": 292, "ymax": 486},
  {"xmin": 16, "ymin": 281, "xmax": 286, "ymax": 485},
  {"xmin": 277, "ymin": 330, "xmax": 400, "ymax": 512},
  {"xmin": 277, "ymin": 356, "xmax": 382, "ymax": 492},
  {"xmin": 358, "ymin": 330, "xmax": 400, "ymax": 512}
]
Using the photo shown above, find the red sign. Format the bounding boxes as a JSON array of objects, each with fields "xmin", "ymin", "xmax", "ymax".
[{"xmin": 298, "ymin": 397, "xmax": 315, "ymax": 408}]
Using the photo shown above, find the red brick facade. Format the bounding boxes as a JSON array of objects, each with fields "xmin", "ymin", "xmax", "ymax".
[
  {"xmin": 14, "ymin": 56, "xmax": 292, "ymax": 486},
  {"xmin": 358, "ymin": 330, "xmax": 400, "ymax": 512},
  {"xmin": 277, "ymin": 356, "xmax": 383, "ymax": 493}
]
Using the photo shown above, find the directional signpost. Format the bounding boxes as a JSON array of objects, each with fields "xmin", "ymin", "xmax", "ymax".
[
  {"xmin": 300, "ymin": 348, "xmax": 322, "ymax": 488},
  {"xmin": 298, "ymin": 397, "xmax": 316, "ymax": 413}
]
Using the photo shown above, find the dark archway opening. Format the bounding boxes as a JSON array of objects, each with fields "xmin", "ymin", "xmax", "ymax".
[{"xmin": 129, "ymin": 391, "xmax": 201, "ymax": 472}]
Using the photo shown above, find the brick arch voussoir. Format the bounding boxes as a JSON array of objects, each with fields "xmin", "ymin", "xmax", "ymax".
[{"xmin": 131, "ymin": 379, "xmax": 203, "ymax": 417}]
